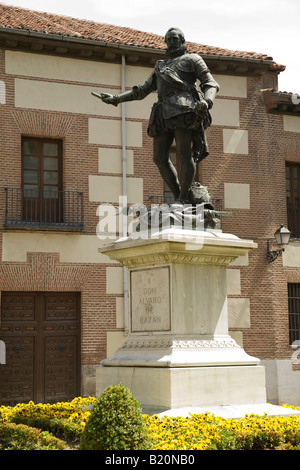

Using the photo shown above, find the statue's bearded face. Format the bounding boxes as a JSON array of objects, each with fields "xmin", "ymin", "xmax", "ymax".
[{"xmin": 165, "ymin": 30, "xmax": 186, "ymax": 58}]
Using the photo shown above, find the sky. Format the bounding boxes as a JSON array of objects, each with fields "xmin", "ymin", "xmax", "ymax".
[{"xmin": 0, "ymin": 0, "xmax": 299, "ymax": 93}]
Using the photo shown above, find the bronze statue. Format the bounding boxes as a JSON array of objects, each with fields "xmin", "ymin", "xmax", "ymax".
[{"xmin": 92, "ymin": 27, "xmax": 219, "ymax": 206}]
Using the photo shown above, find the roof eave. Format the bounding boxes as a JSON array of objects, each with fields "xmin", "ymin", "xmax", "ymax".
[{"xmin": 262, "ymin": 89, "xmax": 300, "ymax": 116}]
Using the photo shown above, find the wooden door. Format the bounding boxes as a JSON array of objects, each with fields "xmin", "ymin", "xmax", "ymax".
[{"xmin": 0, "ymin": 292, "xmax": 80, "ymax": 405}]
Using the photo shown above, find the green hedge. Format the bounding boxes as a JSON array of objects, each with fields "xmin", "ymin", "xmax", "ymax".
[{"xmin": 0, "ymin": 422, "xmax": 66, "ymax": 450}]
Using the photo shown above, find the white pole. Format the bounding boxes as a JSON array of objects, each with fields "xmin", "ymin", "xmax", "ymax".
[{"xmin": 121, "ymin": 55, "xmax": 129, "ymax": 334}]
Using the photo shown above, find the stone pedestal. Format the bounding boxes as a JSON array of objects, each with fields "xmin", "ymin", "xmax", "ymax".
[{"xmin": 96, "ymin": 228, "xmax": 267, "ymax": 414}]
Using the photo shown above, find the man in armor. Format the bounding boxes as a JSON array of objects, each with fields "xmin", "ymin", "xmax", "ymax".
[{"xmin": 95, "ymin": 27, "xmax": 219, "ymax": 205}]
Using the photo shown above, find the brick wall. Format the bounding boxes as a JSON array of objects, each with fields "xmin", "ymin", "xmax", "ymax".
[{"xmin": 1, "ymin": 44, "xmax": 300, "ymax": 400}]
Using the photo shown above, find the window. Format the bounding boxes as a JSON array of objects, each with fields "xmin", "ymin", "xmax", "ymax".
[
  {"xmin": 20, "ymin": 137, "xmax": 63, "ymax": 225},
  {"xmin": 23, "ymin": 136, "xmax": 62, "ymax": 200},
  {"xmin": 5, "ymin": 137, "xmax": 84, "ymax": 229},
  {"xmin": 288, "ymin": 283, "xmax": 300, "ymax": 344},
  {"xmin": 286, "ymin": 162, "xmax": 300, "ymax": 238}
]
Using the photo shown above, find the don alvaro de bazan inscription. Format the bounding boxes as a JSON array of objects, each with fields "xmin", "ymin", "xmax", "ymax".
[{"xmin": 130, "ymin": 266, "xmax": 171, "ymax": 332}]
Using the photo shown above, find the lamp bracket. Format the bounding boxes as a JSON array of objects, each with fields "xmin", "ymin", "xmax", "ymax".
[{"xmin": 267, "ymin": 238, "xmax": 284, "ymax": 263}]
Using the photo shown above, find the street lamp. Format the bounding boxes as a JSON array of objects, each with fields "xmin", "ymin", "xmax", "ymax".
[{"xmin": 267, "ymin": 224, "xmax": 291, "ymax": 263}]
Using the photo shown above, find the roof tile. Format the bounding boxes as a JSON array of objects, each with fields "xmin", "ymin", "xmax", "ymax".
[{"xmin": 0, "ymin": 3, "xmax": 283, "ymax": 67}]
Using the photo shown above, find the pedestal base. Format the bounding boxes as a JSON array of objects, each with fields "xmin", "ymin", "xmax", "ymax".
[{"xmin": 96, "ymin": 363, "xmax": 266, "ymax": 413}]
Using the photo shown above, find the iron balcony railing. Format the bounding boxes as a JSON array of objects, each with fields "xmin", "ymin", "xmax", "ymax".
[{"xmin": 5, "ymin": 188, "xmax": 84, "ymax": 230}]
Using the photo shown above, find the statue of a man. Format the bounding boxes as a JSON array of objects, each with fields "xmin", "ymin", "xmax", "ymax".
[{"xmin": 96, "ymin": 27, "xmax": 219, "ymax": 205}]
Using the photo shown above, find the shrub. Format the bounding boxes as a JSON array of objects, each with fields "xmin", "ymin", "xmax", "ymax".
[
  {"xmin": 11, "ymin": 415, "xmax": 81, "ymax": 442},
  {"xmin": 0, "ymin": 422, "xmax": 66, "ymax": 450},
  {"xmin": 79, "ymin": 383, "xmax": 150, "ymax": 450}
]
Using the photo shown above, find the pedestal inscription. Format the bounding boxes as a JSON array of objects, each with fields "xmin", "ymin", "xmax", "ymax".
[{"xmin": 130, "ymin": 266, "xmax": 171, "ymax": 332}]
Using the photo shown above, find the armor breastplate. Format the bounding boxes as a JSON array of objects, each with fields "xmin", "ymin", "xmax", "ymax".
[{"xmin": 155, "ymin": 56, "xmax": 199, "ymax": 119}]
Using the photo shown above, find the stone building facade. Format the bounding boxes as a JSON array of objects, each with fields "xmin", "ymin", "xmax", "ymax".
[{"xmin": 0, "ymin": 4, "xmax": 300, "ymax": 405}]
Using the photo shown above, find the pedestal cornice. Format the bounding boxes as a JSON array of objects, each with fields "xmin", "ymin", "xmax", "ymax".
[{"xmin": 99, "ymin": 229, "xmax": 257, "ymax": 268}]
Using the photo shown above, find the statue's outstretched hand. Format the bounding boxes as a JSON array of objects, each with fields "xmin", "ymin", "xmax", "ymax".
[{"xmin": 91, "ymin": 92, "xmax": 119, "ymax": 106}]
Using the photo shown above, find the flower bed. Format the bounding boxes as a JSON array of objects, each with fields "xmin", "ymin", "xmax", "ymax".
[
  {"xmin": 0, "ymin": 397, "xmax": 96, "ymax": 428},
  {"xmin": 0, "ymin": 397, "xmax": 96, "ymax": 448},
  {"xmin": 144, "ymin": 407, "xmax": 300, "ymax": 450},
  {"xmin": 1, "ymin": 398, "xmax": 300, "ymax": 450}
]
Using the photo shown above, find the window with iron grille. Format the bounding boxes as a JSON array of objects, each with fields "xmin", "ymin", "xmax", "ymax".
[
  {"xmin": 286, "ymin": 162, "xmax": 300, "ymax": 238},
  {"xmin": 5, "ymin": 137, "xmax": 83, "ymax": 230},
  {"xmin": 288, "ymin": 283, "xmax": 300, "ymax": 344}
]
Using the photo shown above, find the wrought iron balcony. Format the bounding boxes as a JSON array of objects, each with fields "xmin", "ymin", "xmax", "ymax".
[{"xmin": 5, "ymin": 188, "xmax": 84, "ymax": 230}]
